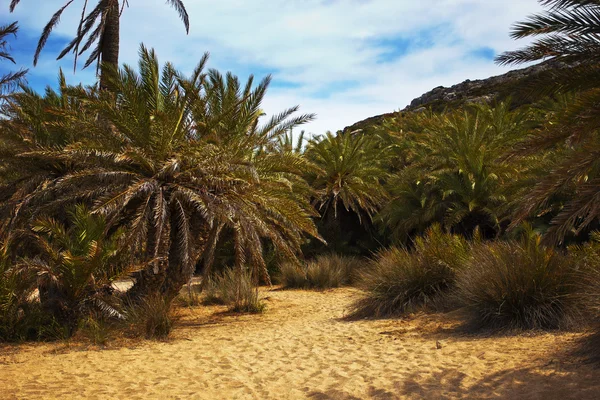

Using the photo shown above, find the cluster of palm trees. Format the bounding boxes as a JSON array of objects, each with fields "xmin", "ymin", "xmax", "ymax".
[
  {"xmin": 0, "ymin": 0, "xmax": 599, "ymax": 338},
  {"xmin": 1, "ymin": 43, "xmax": 323, "ymax": 317}
]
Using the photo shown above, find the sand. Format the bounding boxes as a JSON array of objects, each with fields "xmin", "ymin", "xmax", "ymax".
[{"xmin": 1, "ymin": 287, "xmax": 599, "ymax": 399}]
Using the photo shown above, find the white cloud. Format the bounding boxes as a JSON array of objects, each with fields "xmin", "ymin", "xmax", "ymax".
[{"xmin": 1, "ymin": 0, "xmax": 543, "ymax": 134}]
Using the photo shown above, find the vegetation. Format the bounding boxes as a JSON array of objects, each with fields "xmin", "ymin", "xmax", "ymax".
[
  {"xmin": 123, "ymin": 294, "xmax": 176, "ymax": 339},
  {"xmin": 0, "ymin": 237, "xmax": 47, "ymax": 341},
  {"xmin": 304, "ymin": 131, "xmax": 389, "ymax": 256},
  {"xmin": 202, "ymin": 268, "xmax": 265, "ymax": 313},
  {"xmin": 0, "ymin": 41, "xmax": 316, "ymax": 340},
  {"xmin": 0, "ymin": 22, "xmax": 27, "ymax": 97},
  {"xmin": 381, "ymin": 103, "xmax": 534, "ymax": 241},
  {"xmin": 457, "ymin": 229, "xmax": 582, "ymax": 331},
  {"xmin": 9, "ymin": 0, "xmax": 189, "ymax": 87},
  {"xmin": 348, "ymin": 226, "xmax": 470, "ymax": 319},
  {"xmin": 1, "ymin": 0, "xmax": 600, "ymax": 347},
  {"xmin": 496, "ymin": 0, "xmax": 600, "ymax": 244},
  {"xmin": 24, "ymin": 205, "xmax": 127, "ymax": 330},
  {"xmin": 278, "ymin": 254, "xmax": 364, "ymax": 290},
  {"xmin": 1, "ymin": 45, "xmax": 319, "ymax": 303}
]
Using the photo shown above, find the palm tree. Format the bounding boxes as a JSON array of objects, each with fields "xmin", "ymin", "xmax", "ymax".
[
  {"xmin": 9, "ymin": 0, "xmax": 189, "ymax": 88},
  {"xmin": 275, "ymin": 130, "xmax": 307, "ymax": 154},
  {"xmin": 496, "ymin": 0, "xmax": 600, "ymax": 242},
  {"xmin": 20, "ymin": 204, "xmax": 128, "ymax": 330},
  {"xmin": 0, "ymin": 22, "xmax": 27, "ymax": 97},
  {"xmin": 1, "ymin": 45, "xmax": 320, "ymax": 301},
  {"xmin": 303, "ymin": 131, "xmax": 389, "ymax": 255},
  {"xmin": 306, "ymin": 131, "xmax": 390, "ymax": 222},
  {"xmin": 496, "ymin": 0, "xmax": 600, "ymax": 68},
  {"xmin": 0, "ymin": 70, "xmax": 96, "ymax": 235},
  {"xmin": 381, "ymin": 103, "xmax": 531, "ymax": 240}
]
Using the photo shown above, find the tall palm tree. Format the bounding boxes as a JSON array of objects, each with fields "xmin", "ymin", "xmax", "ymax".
[
  {"xmin": 1, "ymin": 45, "xmax": 320, "ymax": 301},
  {"xmin": 496, "ymin": 0, "xmax": 600, "ymax": 242},
  {"xmin": 0, "ymin": 22, "xmax": 27, "ymax": 97},
  {"xmin": 9, "ymin": 0, "xmax": 189, "ymax": 88}
]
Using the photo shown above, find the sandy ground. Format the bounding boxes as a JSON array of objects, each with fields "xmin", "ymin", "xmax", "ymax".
[{"xmin": 1, "ymin": 288, "xmax": 600, "ymax": 399}]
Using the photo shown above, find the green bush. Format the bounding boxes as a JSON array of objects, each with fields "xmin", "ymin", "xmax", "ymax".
[
  {"xmin": 203, "ymin": 268, "xmax": 265, "ymax": 313},
  {"xmin": 571, "ymin": 233, "xmax": 600, "ymax": 315},
  {"xmin": 348, "ymin": 225, "xmax": 470, "ymax": 319},
  {"xmin": 279, "ymin": 254, "xmax": 365, "ymax": 289},
  {"xmin": 457, "ymin": 233, "xmax": 581, "ymax": 331},
  {"xmin": 3, "ymin": 205, "xmax": 130, "ymax": 337}
]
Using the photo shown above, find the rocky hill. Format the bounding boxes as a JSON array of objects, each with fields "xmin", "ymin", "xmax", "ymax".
[{"xmin": 343, "ymin": 59, "xmax": 570, "ymax": 133}]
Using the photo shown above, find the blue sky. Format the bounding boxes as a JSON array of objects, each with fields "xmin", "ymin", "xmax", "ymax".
[{"xmin": 0, "ymin": 0, "xmax": 542, "ymax": 134}]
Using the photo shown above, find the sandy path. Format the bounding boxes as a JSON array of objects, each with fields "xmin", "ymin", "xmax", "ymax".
[{"xmin": 1, "ymin": 288, "xmax": 599, "ymax": 399}]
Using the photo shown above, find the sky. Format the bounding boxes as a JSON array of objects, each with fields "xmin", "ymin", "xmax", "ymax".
[{"xmin": 0, "ymin": 0, "xmax": 543, "ymax": 135}]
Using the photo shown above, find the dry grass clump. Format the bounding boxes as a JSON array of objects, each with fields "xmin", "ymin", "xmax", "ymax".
[
  {"xmin": 279, "ymin": 254, "xmax": 365, "ymax": 289},
  {"xmin": 123, "ymin": 295, "xmax": 175, "ymax": 340},
  {"xmin": 77, "ymin": 314, "xmax": 115, "ymax": 345},
  {"xmin": 203, "ymin": 268, "xmax": 265, "ymax": 313},
  {"xmin": 175, "ymin": 283, "xmax": 203, "ymax": 307},
  {"xmin": 348, "ymin": 225, "xmax": 470, "ymax": 319},
  {"xmin": 457, "ymin": 232, "xmax": 582, "ymax": 331},
  {"xmin": 570, "ymin": 235, "xmax": 600, "ymax": 362}
]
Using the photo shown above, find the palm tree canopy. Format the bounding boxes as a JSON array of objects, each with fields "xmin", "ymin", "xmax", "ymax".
[
  {"xmin": 496, "ymin": 0, "xmax": 600, "ymax": 66},
  {"xmin": 0, "ymin": 22, "xmax": 28, "ymax": 97},
  {"xmin": 496, "ymin": 0, "xmax": 600, "ymax": 243},
  {"xmin": 306, "ymin": 131, "xmax": 390, "ymax": 223},
  {"xmin": 380, "ymin": 103, "xmax": 532, "ymax": 240},
  {"xmin": 1, "ymin": 45, "xmax": 320, "ymax": 299},
  {"xmin": 9, "ymin": 0, "xmax": 190, "ymax": 71}
]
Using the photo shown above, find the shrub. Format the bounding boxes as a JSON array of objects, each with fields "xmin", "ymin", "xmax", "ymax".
[
  {"xmin": 571, "ymin": 233, "xmax": 600, "ymax": 315},
  {"xmin": 305, "ymin": 258, "xmax": 346, "ymax": 289},
  {"xmin": 278, "ymin": 262, "xmax": 309, "ymax": 289},
  {"xmin": 78, "ymin": 315, "xmax": 114, "ymax": 345},
  {"xmin": 11, "ymin": 206, "xmax": 130, "ymax": 335},
  {"xmin": 570, "ymin": 235, "xmax": 600, "ymax": 362},
  {"xmin": 348, "ymin": 225, "xmax": 470, "ymax": 319},
  {"xmin": 0, "ymin": 300, "xmax": 57, "ymax": 342},
  {"xmin": 0, "ymin": 241, "xmax": 51, "ymax": 342},
  {"xmin": 457, "ymin": 233, "xmax": 581, "ymax": 331},
  {"xmin": 124, "ymin": 295, "xmax": 175, "ymax": 339},
  {"xmin": 203, "ymin": 268, "xmax": 265, "ymax": 313},
  {"xmin": 175, "ymin": 282, "xmax": 203, "ymax": 307},
  {"xmin": 279, "ymin": 254, "xmax": 365, "ymax": 289}
]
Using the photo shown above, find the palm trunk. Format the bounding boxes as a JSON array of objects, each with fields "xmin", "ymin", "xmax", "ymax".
[
  {"xmin": 99, "ymin": 1, "xmax": 120, "ymax": 90},
  {"xmin": 198, "ymin": 222, "xmax": 224, "ymax": 292},
  {"xmin": 127, "ymin": 218, "xmax": 170, "ymax": 301},
  {"xmin": 162, "ymin": 220, "xmax": 226, "ymax": 301},
  {"xmin": 161, "ymin": 214, "xmax": 193, "ymax": 302}
]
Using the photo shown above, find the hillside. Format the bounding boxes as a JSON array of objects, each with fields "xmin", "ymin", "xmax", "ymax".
[{"xmin": 343, "ymin": 59, "xmax": 571, "ymax": 134}]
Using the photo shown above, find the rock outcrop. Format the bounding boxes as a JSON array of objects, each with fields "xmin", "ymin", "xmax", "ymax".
[
  {"xmin": 342, "ymin": 59, "xmax": 570, "ymax": 134},
  {"xmin": 405, "ymin": 59, "xmax": 566, "ymax": 111}
]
